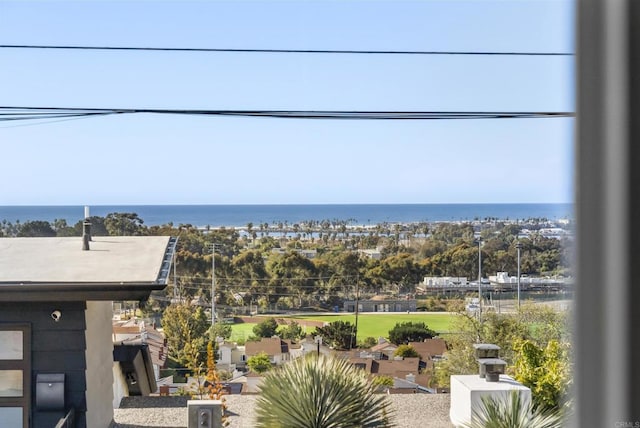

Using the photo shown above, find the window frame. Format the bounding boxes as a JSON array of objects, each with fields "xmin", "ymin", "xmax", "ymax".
[
  {"xmin": 575, "ymin": 0, "xmax": 640, "ymax": 424},
  {"xmin": 0, "ymin": 324, "xmax": 31, "ymax": 428}
]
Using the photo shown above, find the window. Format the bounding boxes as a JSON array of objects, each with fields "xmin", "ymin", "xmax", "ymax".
[{"xmin": 0, "ymin": 325, "xmax": 30, "ymax": 428}]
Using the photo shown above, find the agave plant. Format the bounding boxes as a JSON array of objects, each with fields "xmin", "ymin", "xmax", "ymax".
[
  {"xmin": 462, "ymin": 390, "xmax": 565, "ymax": 428},
  {"xmin": 255, "ymin": 354, "xmax": 395, "ymax": 428}
]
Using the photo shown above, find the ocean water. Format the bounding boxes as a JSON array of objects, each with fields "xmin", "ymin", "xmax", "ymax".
[{"xmin": 0, "ymin": 203, "xmax": 573, "ymax": 228}]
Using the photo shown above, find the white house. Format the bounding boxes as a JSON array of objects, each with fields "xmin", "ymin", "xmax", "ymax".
[
  {"xmin": 217, "ymin": 342, "xmax": 247, "ymax": 372},
  {"xmin": 245, "ymin": 337, "xmax": 292, "ymax": 365}
]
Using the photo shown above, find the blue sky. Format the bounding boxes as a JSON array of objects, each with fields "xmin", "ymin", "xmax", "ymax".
[{"xmin": 0, "ymin": 0, "xmax": 574, "ymax": 205}]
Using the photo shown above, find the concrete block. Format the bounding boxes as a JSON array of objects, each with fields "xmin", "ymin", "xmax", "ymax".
[
  {"xmin": 449, "ymin": 375, "xmax": 530, "ymax": 427},
  {"xmin": 187, "ymin": 400, "xmax": 223, "ymax": 428}
]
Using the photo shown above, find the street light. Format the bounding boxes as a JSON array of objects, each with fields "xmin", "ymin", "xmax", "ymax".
[
  {"xmin": 516, "ymin": 241, "xmax": 523, "ymax": 310},
  {"xmin": 315, "ymin": 335, "xmax": 323, "ymax": 357}
]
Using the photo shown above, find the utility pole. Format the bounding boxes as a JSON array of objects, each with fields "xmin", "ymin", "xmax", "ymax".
[
  {"xmin": 211, "ymin": 243, "xmax": 216, "ymax": 331},
  {"xmin": 173, "ymin": 249, "xmax": 178, "ymax": 301},
  {"xmin": 352, "ymin": 275, "xmax": 360, "ymax": 349},
  {"xmin": 172, "ymin": 234, "xmax": 181, "ymax": 302},
  {"xmin": 478, "ymin": 237, "xmax": 482, "ymax": 322},
  {"xmin": 516, "ymin": 241, "xmax": 522, "ymax": 311},
  {"xmin": 315, "ymin": 335, "xmax": 322, "ymax": 358}
]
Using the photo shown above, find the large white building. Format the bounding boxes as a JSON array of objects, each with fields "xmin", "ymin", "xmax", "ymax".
[{"xmin": 423, "ymin": 276, "xmax": 469, "ymax": 287}]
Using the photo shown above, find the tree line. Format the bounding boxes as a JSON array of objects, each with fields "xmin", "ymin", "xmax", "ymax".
[{"xmin": 0, "ymin": 212, "xmax": 572, "ymax": 311}]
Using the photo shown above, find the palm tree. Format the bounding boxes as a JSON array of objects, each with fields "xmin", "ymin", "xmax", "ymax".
[
  {"xmin": 462, "ymin": 390, "xmax": 566, "ymax": 428},
  {"xmin": 255, "ymin": 354, "xmax": 395, "ymax": 427}
]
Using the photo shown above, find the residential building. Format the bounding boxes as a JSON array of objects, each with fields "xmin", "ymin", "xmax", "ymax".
[
  {"xmin": 408, "ymin": 339, "xmax": 447, "ymax": 361},
  {"xmin": 369, "ymin": 339, "xmax": 398, "ymax": 359},
  {"xmin": 358, "ymin": 249, "xmax": 382, "ymax": 260},
  {"xmin": 270, "ymin": 248, "xmax": 317, "ymax": 259},
  {"xmin": 245, "ymin": 337, "xmax": 292, "ymax": 366},
  {"xmin": 217, "ymin": 342, "xmax": 247, "ymax": 372},
  {"xmin": 423, "ymin": 276, "xmax": 469, "ymax": 287},
  {"xmin": 0, "ymin": 236, "xmax": 175, "ymax": 428},
  {"xmin": 348, "ymin": 356, "xmax": 428, "ymax": 393},
  {"xmin": 112, "ymin": 319, "xmax": 169, "ymax": 408},
  {"xmin": 343, "ymin": 296, "xmax": 417, "ymax": 312}
]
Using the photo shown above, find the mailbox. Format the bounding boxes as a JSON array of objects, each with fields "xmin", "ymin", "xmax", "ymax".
[
  {"xmin": 36, "ymin": 373, "xmax": 65, "ymax": 410},
  {"xmin": 478, "ymin": 358, "xmax": 507, "ymax": 382},
  {"xmin": 473, "ymin": 343, "xmax": 500, "ymax": 359}
]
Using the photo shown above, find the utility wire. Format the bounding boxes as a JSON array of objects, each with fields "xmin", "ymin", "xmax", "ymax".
[
  {"xmin": 0, "ymin": 114, "xmax": 112, "ymax": 129},
  {"xmin": 174, "ymin": 275, "xmax": 359, "ymax": 283},
  {"xmin": 0, "ymin": 44, "xmax": 574, "ymax": 56},
  {"xmin": 0, "ymin": 106, "xmax": 575, "ymax": 123}
]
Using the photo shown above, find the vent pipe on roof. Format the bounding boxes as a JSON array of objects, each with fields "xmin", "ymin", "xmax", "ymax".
[{"xmin": 82, "ymin": 205, "xmax": 91, "ymax": 251}]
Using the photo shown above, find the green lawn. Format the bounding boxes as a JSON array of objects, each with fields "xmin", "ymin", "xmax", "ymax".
[
  {"xmin": 229, "ymin": 323, "xmax": 256, "ymax": 342},
  {"xmin": 231, "ymin": 313, "xmax": 455, "ymax": 342}
]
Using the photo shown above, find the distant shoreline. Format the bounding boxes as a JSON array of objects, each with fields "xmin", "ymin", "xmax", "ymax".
[{"xmin": 0, "ymin": 203, "xmax": 574, "ymax": 228}]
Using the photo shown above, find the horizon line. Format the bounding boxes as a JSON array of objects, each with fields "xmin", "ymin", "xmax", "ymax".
[{"xmin": 1, "ymin": 202, "xmax": 574, "ymax": 207}]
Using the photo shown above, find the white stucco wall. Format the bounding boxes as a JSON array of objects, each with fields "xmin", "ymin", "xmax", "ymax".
[
  {"xmin": 85, "ymin": 301, "xmax": 116, "ymax": 427},
  {"xmin": 112, "ymin": 362, "xmax": 128, "ymax": 409},
  {"xmin": 219, "ymin": 345, "xmax": 233, "ymax": 365},
  {"xmin": 232, "ymin": 346, "xmax": 245, "ymax": 364}
]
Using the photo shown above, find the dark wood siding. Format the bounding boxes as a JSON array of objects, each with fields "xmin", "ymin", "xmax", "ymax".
[{"xmin": 0, "ymin": 301, "xmax": 87, "ymax": 427}]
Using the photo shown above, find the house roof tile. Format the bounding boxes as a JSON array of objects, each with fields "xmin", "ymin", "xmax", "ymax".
[
  {"xmin": 245, "ymin": 337, "xmax": 287, "ymax": 357},
  {"xmin": 408, "ymin": 339, "xmax": 447, "ymax": 358}
]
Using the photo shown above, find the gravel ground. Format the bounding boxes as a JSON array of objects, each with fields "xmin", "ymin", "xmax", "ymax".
[{"xmin": 114, "ymin": 394, "xmax": 454, "ymax": 428}]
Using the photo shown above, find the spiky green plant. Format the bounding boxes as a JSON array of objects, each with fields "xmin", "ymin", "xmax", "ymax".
[
  {"xmin": 462, "ymin": 390, "xmax": 565, "ymax": 428},
  {"xmin": 255, "ymin": 354, "xmax": 395, "ymax": 428}
]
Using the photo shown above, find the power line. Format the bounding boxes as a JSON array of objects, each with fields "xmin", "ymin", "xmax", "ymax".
[
  {"xmin": 0, "ymin": 44, "xmax": 574, "ymax": 56},
  {"xmin": 0, "ymin": 114, "xmax": 111, "ymax": 129},
  {"xmin": 0, "ymin": 106, "xmax": 575, "ymax": 124},
  {"xmin": 173, "ymin": 275, "xmax": 360, "ymax": 284}
]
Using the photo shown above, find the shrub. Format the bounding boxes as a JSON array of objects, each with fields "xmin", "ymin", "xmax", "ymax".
[
  {"xmin": 278, "ymin": 320, "xmax": 304, "ymax": 340},
  {"xmin": 253, "ymin": 317, "xmax": 279, "ymax": 338},
  {"xmin": 388, "ymin": 322, "xmax": 435, "ymax": 345},
  {"xmin": 372, "ymin": 375, "xmax": 394, "ymax": 389},
  {"xmin": 247, "ymin": 351, "xmax": 273, "ymax": 374},
  {"xmin": 255, "ymin": 354, "xmax": 395, "ymax": 427},
  {"xmin": 393, "ymin": 344, "xmax": 421, "ymax": 358},
  {"xmin": 513, "ymin": 339, "xmax": 571, "ymax": 411},
  {"xmin": 462, "ymin": 390, "xmax": 565, "ymax": 428},
  {"xmin": 359, "ymin": 336, "xmax": 378, "ymax": 349},
  {"xmin": 313, "ymin": 320, "xmax": 357, "ymax": 350}
]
